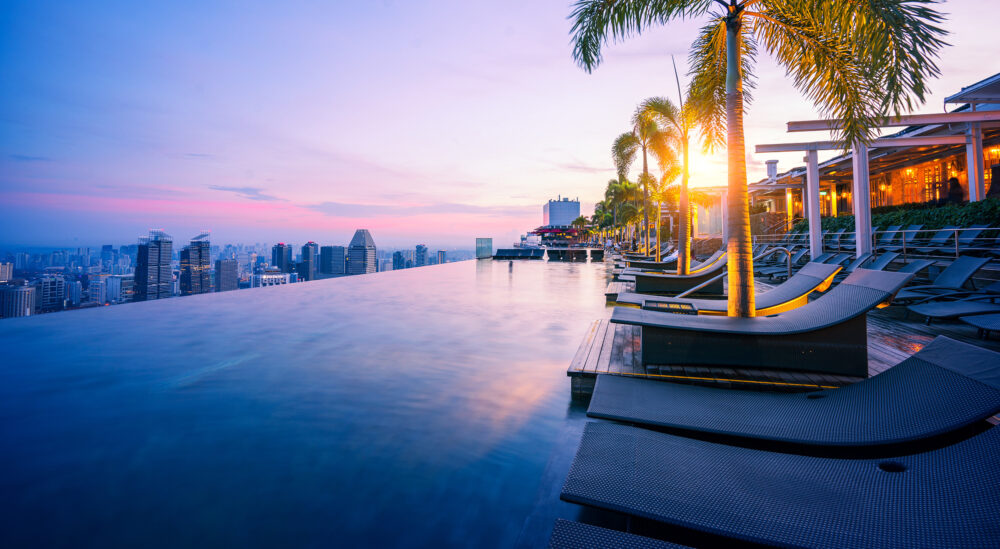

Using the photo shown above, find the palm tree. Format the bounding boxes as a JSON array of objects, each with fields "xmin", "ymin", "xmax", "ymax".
[
  {"xmin": 612, "ymin": 108, "xmax": 672, "ymax": 257},
  {"xmin": 650, "ymin": 162, "xmax": 682, "ymax": 257},
  {"xmin": 571, "ymin": 0, "xmax": 946, "ymax": 317}
]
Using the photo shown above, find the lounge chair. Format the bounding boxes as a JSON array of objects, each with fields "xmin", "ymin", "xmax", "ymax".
[
  {"xmin": 838, "ymin": 230, "xmax": 858, "ymax": 251},
  {"xmin": 957, "ymin": 224, "xmax": 992, "ymax": 252},
  {"xmin": 630, "ymin": 252, "xmax": 728, "ymax": 294},
  {"xmin": 909, "ymin": 225, "xmax": 958, "ymax": 254},
  {"xmin": 863, "ymin": 252, "xmax": 898, "ymax": 271},
  {"xmin": 617, "ymin": 262, "xmax": 841, "ymax": 316},
  {"xmin": 962, "ymin": 313, "xmax": 1000, "ymax": 339},
  {"xmin": 873, "ymin": 225, "xmax": 902, "ymax": 249},
  {"xmin": 755, "ymin": 248, "xmax": 807, "ymax": 277},
  {"xmin": 561, "ymin": 420, "xmax": 1000, "ymax": 549},
  {"xmin": 892, "ymin": 255, "xmax": 990, "ymax": 303},
  {"xmin": 824, "ymin": 252, "xmax": 853, "ymax": 266},
  {"xmin": 824, "ymin": 228, "xmax": 845, "ymax": 250},
  {"xmin": 624, "ymin": 251, "xmax": 679, "ymax": 270},
  {"xmin": 610, "ymin": 269, "xmax": 915, "ymax": 376},
  {"xmin": 587, "ymin": 336, "xmax": 1000, "ymax": 447},
  {"xmin": 547, "ymin": 519, "xmax": 689, "ymax": 549},
  {"xmin": 896, "ymin": 258, "xmax": 935, "ymax": 275},
  {"xmin": 906, "ymin": 281, "xmax": 1000, "ymax": 324}
]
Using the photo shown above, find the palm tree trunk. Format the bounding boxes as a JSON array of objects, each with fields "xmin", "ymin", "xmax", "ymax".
[
  {"xmin": 725, "ymin": 17, "xmax": 755, "ymax": 317},
  {"xmin": 678, "ymin": 135, "xmax": 691, "ymax": 275},
  {"xmin": 641, "ymin": 149, "xmax": 650, "ymax": 257}
]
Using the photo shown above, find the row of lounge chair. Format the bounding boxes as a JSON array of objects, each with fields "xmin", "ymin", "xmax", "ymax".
[{"xmin": 766, "ymin": 225, "xmax": 999, "ymax": 257}]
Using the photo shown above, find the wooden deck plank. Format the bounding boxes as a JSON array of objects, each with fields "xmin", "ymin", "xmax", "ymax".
[
  {"xmin": 567, "ymin": 320, "xmax": 599, "ymax": 373},
  {"xmin": 593, "ymin": 320, "xmax": 616, "ymax": 374},
  {"xmin": 606, "ymin": 323, "xmax": 627, "ymax": 375},
  {"xmin": 583, "ymin": 320, "xmax": 609, "ymax": 373}
]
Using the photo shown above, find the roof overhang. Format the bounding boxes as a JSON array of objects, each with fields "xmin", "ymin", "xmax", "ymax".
[{"xmin": 945, "ymin": 73, "xmax": 1000, "ymax": 105}]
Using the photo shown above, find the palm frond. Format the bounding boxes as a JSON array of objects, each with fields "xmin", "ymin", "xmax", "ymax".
[
  {"xmin": 612, "ymin": 132, "xmax": 640, "ymax": 181},
  {"xmin": 569, "ymin": 0, "xmax": 716, "ymax": 72}
]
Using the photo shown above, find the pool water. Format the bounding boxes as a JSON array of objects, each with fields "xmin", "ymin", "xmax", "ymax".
[{"xmin": 0, "ymin": 259, "xmax": 611, "ymax": 547}]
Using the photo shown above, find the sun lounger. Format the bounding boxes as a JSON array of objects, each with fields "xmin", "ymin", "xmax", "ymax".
[
  {"xmin": 755, "ymin": 248, "xmax": 808, "ymax": 277},
  {"xmin": 587, "ymin": 336, "xmax": 1000, "ymax": 446},
  {"xmin": 863, "ymin": 252, "xmax": 898, "ymax": 271},
  {"xmin": 892, "ymin": 255, "xmax": 990, "ymax": 303},
  {"xmin": 618, "ymin": 262, "xmax": 841, "ymax": 316},
  {"xmin": 962, "ymin": 313, "xmax": 1000, "ymax": 339},
  {"xmin": 611, "ymin": 269, "xmax": 915, "ymax": 376},
  {"xmin": 908, "ymin": 225, "xmax": 958, "ymax": 253},
  {"xmin": 906, "ymin": 281, "xmax": 1000, "ymax": 323},
  {"xmin": 632, "ymin": 253, "xmax": 728, "ymax": 294},
  {"xmin": 824, "ymin": 228, "xmax": 845, "ymax": 250},
  {"xmin": 561, "ymin": 420, "xmax": 1000, "ymax": 549},
  {"xmin": 548, "ymin": 519, "xmax": 689, "ymax": 549},
  {"xmin": 873, "ymin": 225, "xmax": 902, "ymax": 249},
  {"xmin": 896, "ymin": 258, "xmax": 935, "ymax": 275}
]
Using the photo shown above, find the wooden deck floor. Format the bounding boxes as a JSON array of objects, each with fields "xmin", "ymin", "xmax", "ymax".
[
  {"xmin": 567, "ymin": 305, "xmax": 1000, "ymax": 397},
  {"xmin": 604, "ymin": 281, "xmax": 634, "ymax": 302}
]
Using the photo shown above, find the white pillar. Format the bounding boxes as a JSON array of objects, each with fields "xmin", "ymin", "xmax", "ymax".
[
  {"xmin": 851, "ymin": 141, "xmax": 873, "ymax": 257},
  {"xmin": 805, "ymin": 150, "xmax": 822, "ymax": 258},
  {"xmin": 966, "ymin": 122, "xmax": 985, "ymax": 201}
]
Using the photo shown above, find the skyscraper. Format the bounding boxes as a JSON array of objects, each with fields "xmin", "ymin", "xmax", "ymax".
[
  {"xmin": 180, "ymin": 234, "xmax": 211, "ymax": 295},
  {"xmin": 0, "ymin": 283, "xmax": 35, "ymax": 318},
  {"xmin": 215, "ymin": 259, "xmax": 238, "ymax": 292},
  {"xmin": 299, "ymin": 242, "xmax": 318, "ymax": 281},
  {"xmin": 415, "ymin": 244, "xmax": 428, "ymax": 267},
  {"xmin": 348, "ymin": 229, "xmax": 377, "ymax": 275},
  {"xmin": 320, "ymin": 246, "xmax": 346, "ymax": 276},
  {"xmin": 437, "ymin": 250, "xmax": 446, "ymax": 264},
  {"xmin": 392, "ymin": 251, "xmax": 405, "ymax": 270},
  {"xmin": 105, "ymin": 275, "xmax": 134, "ymax": 303},
  {"xmin": 35, "ymin": 276, "xmax": 65, "ymax": 311},
  {"xmin": 271, "ymin": 243, "xmax": 293, "ymax": 273},
  {"xmin": 134, "ymin": 230, "xmax": 173, "ymax": 301},
  {"xmin": 0, "ymin": 262, "xmax": 12, "ymax": 283}
]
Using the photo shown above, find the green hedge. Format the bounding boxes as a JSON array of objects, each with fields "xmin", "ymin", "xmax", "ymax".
[{"xmin": 792, "ymin": 197, "xmax": 1000, "ymax": 233}]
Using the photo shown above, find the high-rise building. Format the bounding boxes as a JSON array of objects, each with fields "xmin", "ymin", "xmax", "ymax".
[
  {"xmin": 320, "ymin": 246, "xmax": 346, "ymax": 276},
  {"xmin": 0, "ymin": 262, "xmax": 13, "ymax": 283},
  {"xmin": 299, "ymin": 242, "xmax": 319, "ymax": 281},
  {"xmin": 88, "ymin": 276, "xmax": 107, "ymax": 304},
  {"xmin": 437, "ymin": 250, "xmax": 447, "ymax": 264},
  {"xmin": 36, "ymin": 276, "xmax": 65, "ymax": 312},
  {"xmin": 180, "ymin": 234, "xmax": 212, "ymax": 295},
  {"xmin": 543, "ymin": 196, "xmax": 581, "ymax": 227},
  {"xmin": 392, "ymin": 251, "xmax": 405, "ymax": 270},
  {"xmin": 215, "ymin": 259, "xmax": 238, "ymax": 292},
  {"xmin": 105, "ymin": 275, "xmax": 134, "ymax": 303},
  {"xmin": 251, "ymin": 271, "xmax": 291, "ymax": 287},
  {"xmin": 0, "ymin": 283, "xmax": 35, "ymax": 318},
  {"xmin": 65, "ymin": 280, "xmax": 82, "ymax": 306},
  {"xmin": 476, "ymin": 238, "xmax": 493, "ymax": 259},
  {"xmin": 415, "ymin": 244, "xmax": 428, "ymax": 267},
  {"xmin": 134, "ymin": 230, "xmax": 173, "ymax": 301},
  {"xmin": 272, "ymin": 243, "xmax": 293, "ymax": 273},
  {"xmin": 348, "ymin": 230, "xmax": 377, "ymax": 275}
]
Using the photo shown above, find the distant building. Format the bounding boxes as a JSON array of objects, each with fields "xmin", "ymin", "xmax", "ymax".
[
  {"xmin": 35, "ymin": 276, "xmax": 65, "ymax": 311},
  {"xmin": 135, "ymin": 230, "xmax": 173, "ymax": 301},
  {"xmin": 105, "ymin": 275, "xmax": 134, "ymax": 303},
  {"xmin": 543, "ymin": 196, "xmax": 581, "ymax": 227},
  {"xmin": 65, "ymin": 280, "xmax": 82, "ymax": 306},
  {"xmin": 0, "ymin": 262, "xmax": 12, "ymax": 283},
  {"xmin": 299, "ymin": 242, "xmax": 319, "ymax": 281},
  {"xmin": 348, "ymin": 229, "xmax": 377, "ymax": 275},
  {"xmin": 476, "ymin": 238, "xmax": 493, "ymax": 259},
  {"xmin": 88, "ymin": 276, "xmax": 107, "ymax": 304},
  {"xmin": 180, "ymin": 235, "xmax": 212, "ymax": 295},
  {"xmin": 252, "ymin": 271, "xmax": 290, "ymax": 288},
  {"xmin": 320, "ymin": 245, "xmax": 346, "ymax": 276},
  {"xmin": 215, "ymin": 259, "xmax": 239, "ymax": 292},
  {"xmin": 415, "ymin": 244, "xmax": 428, "ymax": 267},
  {"xmin": 271, "ymin": 243, "xmax": 293, "ymax": 273},
  {"xmin": 0, "ymin": 284, "xmax": 35, "ymax": 318},
  {"xmin": 405, "ymin": 259, "xmax": 413, "ymax": 268},
  {"xmin": 392, "ymin": 251, "xmax": 405, "ymax": 270},
  {"xmin": 437, "ymin": 250, "xmax": 447, "ymax": 264}
]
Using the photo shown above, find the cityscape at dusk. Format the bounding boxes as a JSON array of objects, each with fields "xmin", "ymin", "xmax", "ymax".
[{"xmin": 3, "ymin": 1, "xmax": 1000, "ymax": 548}]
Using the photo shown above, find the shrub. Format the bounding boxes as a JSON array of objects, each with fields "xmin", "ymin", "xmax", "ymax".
[{"xmin": 791, "ymin": 197, "xmax": 1000, "ymax": 233}]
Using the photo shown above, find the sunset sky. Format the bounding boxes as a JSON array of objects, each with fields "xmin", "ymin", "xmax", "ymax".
[{"xmin": 0, "ymin": 1, "xmax": 993, "ymax": 248}]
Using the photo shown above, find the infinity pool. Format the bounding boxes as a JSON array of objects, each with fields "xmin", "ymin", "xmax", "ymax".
[{"xmin": 1, "ymin": 259, "xmax": 610, "ymax": 547}]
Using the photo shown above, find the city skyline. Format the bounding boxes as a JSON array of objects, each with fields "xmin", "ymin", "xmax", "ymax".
[{"xmin": 0, "ymin": 2, "xmax": 993, "ymax": 246}]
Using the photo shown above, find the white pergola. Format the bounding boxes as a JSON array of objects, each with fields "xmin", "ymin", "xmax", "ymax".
[{"xmin": 755, "ymin": 109, "xmax": 999, "ymax": 259}]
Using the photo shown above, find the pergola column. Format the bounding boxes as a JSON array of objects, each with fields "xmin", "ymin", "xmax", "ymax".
[
  {"xmin": 851, "ymin": 141, "xmax": 873, "ymax": 257},
  {"xmin": 804, "ymin": 150, "xmax": 822, "ymax": 258},
  {"xmin": 966, "ymin": 122, "xmax": 985, "ymax": 201}
]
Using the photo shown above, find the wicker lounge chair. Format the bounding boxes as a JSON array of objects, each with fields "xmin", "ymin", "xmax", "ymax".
[
  {"xmin": 908, "ymin": 225, "xmax": 958, "ymax": 253},
  {"xmin": 616, "ymin": 262, "xmax": 841, "ymax": 316},
  {"xmin": 587, "ymin": 336, "xmax": 1000, "ymax": 447},
  {"xmin": 611, "ymin": 269, "xmax": 915, "ymax": 376},
  {"xmin": 906, "ymin": 281, "xmax": 1000, "ymax": 324},
  {"xmin": 892, "ymin": 256, "xmax": 990, "ymax": 303},
  {"xmin": 561, "ymin": 420, "xmax": 1000, "ymax": 549},
  {"xmin": 548, "ymin": 519, "xmax": 689, "ymax": 549},
  {"xmin": 631, "ymin": 253, "xmax": 728, "ymax": 294}
]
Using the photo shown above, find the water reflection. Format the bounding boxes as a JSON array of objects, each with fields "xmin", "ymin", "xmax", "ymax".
[{"xmin": 0, "ymin": 259, "xmax": 611, "ymax": 548}]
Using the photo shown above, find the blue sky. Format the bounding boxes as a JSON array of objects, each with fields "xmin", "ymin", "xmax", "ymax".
[{"xmin": 0, "ymin": 0, "xmax": 992, "ymax": 247}]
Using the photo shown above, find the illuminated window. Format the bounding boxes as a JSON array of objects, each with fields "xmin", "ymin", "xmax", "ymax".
[{"xmin": 923, "ymin": 163, "xmax": 942, "ymax": 203}]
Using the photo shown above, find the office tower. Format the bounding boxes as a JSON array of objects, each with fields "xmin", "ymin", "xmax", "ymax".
[
  {"xmin": 88, "ymin": 276, "xmax": 107, "ymax": 304},
  {"xmin": 65, "ymin": 280, "xmax": 82, "ymax": 306},
  {"xmin": 299, "ymin": 242, "xmax": 318, "ymax": 281},
  {"xmin": 437, "ymin": 250, "xmax": 446, "ymax": 264},
  {"xmin": 272, "ymin": 243, "xmax": 293, "ymax": 273},
  {"xmin": 215, "ymin": 259, "xmax": 238, "ymax": 292},
  {"xmin": 0, "ymin": 283, "xmax": 35, "ymax": 318},
  {"xmin": 0, "ymin": 262, "xmax": 12, "ymax": 283},
  {"xmin": 415, "ymin": 244, "xmax": 428, "ymax": 267},
  {"xmin": 405, "ymin": 259, "xmax": 413, "ymax": 268},
  {"xmin": 476, "ymin": 238, "xmax": 493, "ymax": 259},
  {"xmin": 134, "ymin": 230, "xmax": 173, "ymax": 301},
  {"xmin": 251, "ymin": 271, "xmax": 290, "ymax": 287},
  {"xmin": 36, "ymin": 276, "xmax": 65, "ymax": 312},
  {"xmin": 348, "ymin": 229, "xmax": 377, "ymax": 275},
  {"xmin": 100, "ymin": 244, "xmax": 114, "ymax": 272},
  {"xmin": 392, "ymin": 251, "xmax": 405, "ymax": 270},
  {"xmin": 105, "ymin": 275, "xmax": 134, "ymax": 303},
  {"xmin": 180, "ymin": 234, "xmax": 212, "ymax": 295},
  {"xmin": 320, "ymin": 246, "xmax": 346, "ymax": 276}
]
